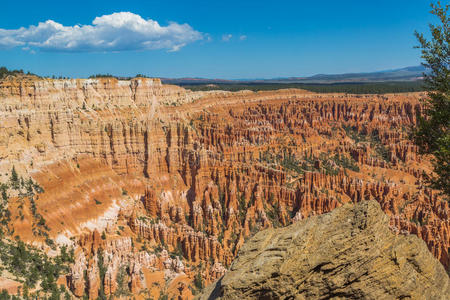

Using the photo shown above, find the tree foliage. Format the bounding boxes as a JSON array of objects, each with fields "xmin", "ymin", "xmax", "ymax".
[
  {"xmin": 413, "ymin": 1, "xmax": 450, "ymax": 198},
  {"xmin": 0, "ymin": 66, "xmax": 37, "ymax": 79},
  {"xmin": 0, "ymin": 238, "xmax": 73, "ymax": 296},
  {"xmin": 88, "ymin": 74, "xmax": 116, "ymax": 79}
]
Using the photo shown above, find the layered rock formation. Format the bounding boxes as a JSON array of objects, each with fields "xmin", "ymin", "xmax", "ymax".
[
  {"xmin": 0, "ymin": 76, "xmax": 448, "ymax": 298},
  {"xmin": 200, "ymin": 200, "xmax": 450, "ymax": 299}
]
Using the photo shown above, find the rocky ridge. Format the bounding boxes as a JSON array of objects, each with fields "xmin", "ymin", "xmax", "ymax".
[{"xmin": 200, "ymin": 200, "xmax": 450, "ymax": 299}]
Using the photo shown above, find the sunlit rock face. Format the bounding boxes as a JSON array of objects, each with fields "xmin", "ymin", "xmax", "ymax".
[
  {"xmin": 201, "ymin": 200, "xmax": 450, "ymax": 299},
  {"xmin": 0, "ymin": 76, "xmax": 447, "ymax": 298}
]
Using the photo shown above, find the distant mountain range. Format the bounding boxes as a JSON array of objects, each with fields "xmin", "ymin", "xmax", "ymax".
[{"xmin": 161, "ymin": 66, "xmax": 427, "ymax": 85}]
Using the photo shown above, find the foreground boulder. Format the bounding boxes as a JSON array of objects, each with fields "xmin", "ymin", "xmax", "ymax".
[{"xmin": 200, "ymin": 200, "xmax": 450, "ymax": 299}]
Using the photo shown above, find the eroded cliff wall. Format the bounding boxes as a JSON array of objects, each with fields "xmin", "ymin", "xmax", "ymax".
[{"xmin": 0, "ymin": 77, "xmax": 447, "ymax": 298}]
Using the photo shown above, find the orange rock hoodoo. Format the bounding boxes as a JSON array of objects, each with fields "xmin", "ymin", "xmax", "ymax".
[{"xmin": 0, "ymin": 77, "xmax": 448, "ymax": 298}]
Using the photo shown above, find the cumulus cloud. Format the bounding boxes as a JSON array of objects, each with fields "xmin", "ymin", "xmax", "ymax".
[
  {"xmin": 0, "ymin": 12, "xmax": 203, "ymax": 52},
  {"xmin": 222, "ymin": 34, "xmax": 232, "ymax": 42},
  {"xmin": 239, "ymin": 35, "xmax": 247, "ymax": 41}
]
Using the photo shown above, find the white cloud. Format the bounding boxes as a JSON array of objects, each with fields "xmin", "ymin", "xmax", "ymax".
[
  {"xmin": 205, "ymin": 34, "xmax": 213, "ymax": 42},
  {"xmin": 239, "ymin": 35, "xmax": 247, "ymax": 41},
  {"xmin": 0, "ymin": 12, "xmax": 203, "ymax": 52},
  {"xmin": 222, "ymin": 34, "xmax": 232, "ymax": 42}
]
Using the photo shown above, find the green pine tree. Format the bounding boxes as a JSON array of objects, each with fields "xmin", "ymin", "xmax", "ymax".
[
  {"xmin": 413, "ymin": 1, "xmax": 450, "ymax": 199},
  {"xmin": 10, "ymin": 166, "xmax": 19, "ymax": 189}
]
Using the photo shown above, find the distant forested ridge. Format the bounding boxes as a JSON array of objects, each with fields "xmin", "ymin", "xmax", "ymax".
[
  {"xmin": 182, "ymin": 81, "xmax": 426, "ymax": 94},
  {"xmin": 0, "ymin": 67, "xmax": 37, "ymax": 79}
]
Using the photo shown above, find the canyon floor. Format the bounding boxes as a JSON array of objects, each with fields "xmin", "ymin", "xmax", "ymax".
[{"xmin": 0, "ymin": 76, "xmax": 448, "ymax": 299}]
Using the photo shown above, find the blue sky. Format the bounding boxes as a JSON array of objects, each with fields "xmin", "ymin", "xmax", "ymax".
[{"xmin": 0, "ymin": 0, "xmax": 437, "ymax": 79}]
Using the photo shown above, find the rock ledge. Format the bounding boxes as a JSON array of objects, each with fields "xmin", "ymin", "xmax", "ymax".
[{"xmin": 201, "ymin": 200, "xmax": 450, "ymax": 299}]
